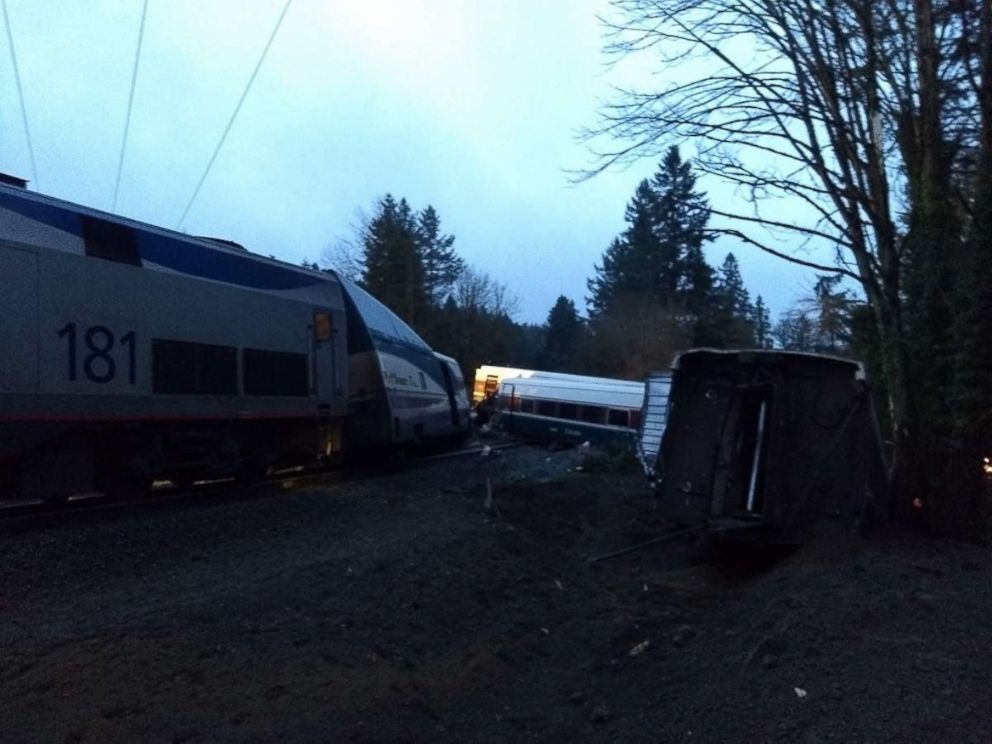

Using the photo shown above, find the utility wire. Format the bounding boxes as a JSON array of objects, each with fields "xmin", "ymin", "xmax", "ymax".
[
  {"xmin": 2, "ymin": 0, "xmax": 38, "ymax": 187},
  {"xmin": 177, "ymin": 0, "xmax": 293, "ymax": 229},
  {"xmin": 112, "ymin": 0, "xmax": 149, "ymax": 212}
]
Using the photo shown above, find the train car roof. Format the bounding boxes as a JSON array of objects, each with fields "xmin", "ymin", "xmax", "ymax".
[
  {"xmin": 337, "ymin": 277, "xmax": 431, "ymax": 351},
  {"xmin": 0, "ymin": 181, "xmax": 341, "ymax": 300},
  {"xmin": 499, "ymin": 375, "xmax": 645, "ymax": 408},
  {"xmin": 475, "ymin": 364, "xmax": 644, "ymax": 388}
]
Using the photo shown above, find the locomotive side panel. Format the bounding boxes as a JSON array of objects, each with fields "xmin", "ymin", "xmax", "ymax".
[
  {"xmin": 27, "ymin": 247, "xmax": 345, "ymax": 418},
  {"xmin": 377, "ymin": 341, "xmax": 458, "ymax": 442},
  {"xmin": 0, "ymin": 246, "xmax": 38, "ymax": 394}
]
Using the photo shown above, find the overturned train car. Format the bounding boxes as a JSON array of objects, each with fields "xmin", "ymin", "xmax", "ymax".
[{"xmin": 645, "ymin": 349, "xmax": 888, "ymax": 540}]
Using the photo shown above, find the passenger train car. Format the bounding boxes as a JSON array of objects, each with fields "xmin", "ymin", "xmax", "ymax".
[
  {"xmin": 0, "ymin": 176, "xmax": 469, "ymax": 501},
  {"xmin": 472, "ymin": 364, "xmax": 634, "ymax": 405},
  {"xmin": 340, "ymin": 278, "xmax": 469, "ymax": 449},
  {"xmin": 495, "ymin": 374, "xmax": 645, "ymax": 447}
]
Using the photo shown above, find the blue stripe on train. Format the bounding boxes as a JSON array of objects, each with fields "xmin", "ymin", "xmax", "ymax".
[
  {"xmin": 139, "ymin": 233, "xmax": 325, "ymax": 290},
  {"xmin": 0, "ymin": 189, "xmax": 326, "ymax": 291}
]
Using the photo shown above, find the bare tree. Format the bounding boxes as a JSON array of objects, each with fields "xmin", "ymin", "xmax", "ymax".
[
  {"xmin": 453, "ymin": 265, "xmax": 520, "ymax": 318},
  {"xmin": 584, "ymin": 0, "xmax": 978, "ymax": 508},
  {"xmin": 320, "ymin": 206, "xmax": 369, "ymax": 282}
]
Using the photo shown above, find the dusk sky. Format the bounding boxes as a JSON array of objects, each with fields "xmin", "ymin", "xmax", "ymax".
[{"xmin": 0, "ymin": 0, "xmax": 830, "ymax": 324}]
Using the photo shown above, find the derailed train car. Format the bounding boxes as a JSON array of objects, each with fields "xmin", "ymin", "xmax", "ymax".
[
  {"xmin": 645, "ymin": 349, "xmax": 888, "ymax": 541},
  {"xmin": 340, "ymin": 278, "xmax": 469, "ymax": 449},
  {"xmin": 495, "ymin": 374, "xmax": 644, "ymax": 447},
  {"xmin": 0, "ymin": 176, "xmax": 468, "ymax": 501}
]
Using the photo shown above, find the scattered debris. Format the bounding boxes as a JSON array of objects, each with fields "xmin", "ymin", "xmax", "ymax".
[
  {"xmin": 588, "ymin": 525, "xmax": 702, "ymax": 563},
  {"xmin": 628, "ymin": 640, "xmax": 651, "ymax": 657},
  {"xmin": 795, "ymin": 687, "xmax": 808, "ymax": 699}
]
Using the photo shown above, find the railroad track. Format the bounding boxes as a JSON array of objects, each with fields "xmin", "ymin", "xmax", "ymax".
[{"xmin": 0, "ymin": 438, "xmax": 523, "ymax": 530}]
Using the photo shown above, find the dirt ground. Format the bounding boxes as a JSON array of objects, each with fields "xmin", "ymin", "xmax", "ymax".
[{"xmin": 2, "ymin": 445, "xmax": 991, "ymax": 743}]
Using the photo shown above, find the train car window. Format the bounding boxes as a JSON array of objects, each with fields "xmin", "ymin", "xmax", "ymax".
[
  {"xmin": 153, "ymin": 340, "xmax": 237, "ymax": 395},
  {"xmin": 630, "ymin": 410, "xmax": 642, "ymax": 430},
  {"xmin": 313, "ymin": 312, "xmax": 332, "ymax": 341},
  {"xmin": 537, "ymin": 400, "xmax": 556, "ymax": 416},
  {"xmin": 81, "ymin": 216, "xmax": 141, "ymax": 266},
  {"xmin": 558, "ymin": 403, "xmax": 578, "ymax": 420},
  {"xmin": 581, "ymin": 405, "xmax": 606, "ymax": 424},
  {"xmin": 608, "ymin": 409, "xmax": 629, "ymax": 427},
  {"xmin": 520, "ymin": 398, "xmax": 534, "ymax": 413},
  {"xmin": 419, "ymin": 372, "xmax": 427, "ymax": 389},
  {"xmin": 243, "ymin": 349, "xmax": 309, "ymax": 396}
]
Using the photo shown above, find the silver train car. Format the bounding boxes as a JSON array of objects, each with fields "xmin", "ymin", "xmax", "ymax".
[
  {"xmin": 339, "ymin": 279, "xmax": 469, "ymax": 449},
  {"xmin": 0, "ymin": 177, "xmax": 468, "ymax": 500},
  {"xmin": 495, "ymin": 374, "xmax": 645, "ymax": 447}
]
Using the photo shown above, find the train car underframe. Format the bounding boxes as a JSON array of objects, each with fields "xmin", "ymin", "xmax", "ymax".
[{"xmin": 0, "ymin": 416, "xmax": 345, "ymax": 502}]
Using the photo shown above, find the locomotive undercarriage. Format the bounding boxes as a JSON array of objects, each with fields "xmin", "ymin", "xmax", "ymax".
[{"xmin": 0, "ymin": 417, "xmax": 343, "ymax": 502}]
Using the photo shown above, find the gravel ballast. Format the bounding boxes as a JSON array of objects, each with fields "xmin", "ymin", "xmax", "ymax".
[{"xmin": 2, "ymin": 445, "xmax": 991, "ymax": 743}]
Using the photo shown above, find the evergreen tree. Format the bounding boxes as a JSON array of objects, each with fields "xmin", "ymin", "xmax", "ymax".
[
  {"xmin": 587, "ymin": 146, "xmax": 712, "ymax": 318},
  {"xmin": 699, "ymin": 252, "xmax": 754, "ymax": 346},
  {"xmin": 543, "ymin": 296, "xmax": 583, "ymax": 371},
  {"xmin": 361, "ymin": 194, "xmax": 427, "ymax": 328},
  {"xmin": 416, "ymin": 205, "xmax": 463, "ymax": 306},
  {"xmin": 807, "ymin": 275, "xmax": 853, "ymax": 352},
  {"xmin": 651, "ymin": 145, "xmax": 711, "ymax": 302},
  {"xmin": 681, "ymin": 243, "xmax": 714, "ymax": 318},
  {"xmin": 751, "ymin": 295, "xmax": 772, "ymax": 348},
  {"xmin": 587, "ymin": 237, "xmax": 629, "ymax": 317},
  {"xmin": 716, "ymin": 253, "xmax": 751, "ymax": 316}
]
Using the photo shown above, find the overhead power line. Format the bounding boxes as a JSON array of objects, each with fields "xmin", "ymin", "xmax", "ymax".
[
  {"xmin": 177, "ymin": 0, "xmax": 293, "ymax": 229},
  {"xmin": 2, "ymin": 0, "xmax": 38, "ymax": 187},
  {"xmin": 112, "ymin": 0, "xmax": 149, "ymax": 212}
]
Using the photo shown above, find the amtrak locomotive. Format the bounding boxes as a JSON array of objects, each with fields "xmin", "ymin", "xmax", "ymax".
[{"xmin": 0, "ymin": 176, "xmax": 469, "ymax": 501}]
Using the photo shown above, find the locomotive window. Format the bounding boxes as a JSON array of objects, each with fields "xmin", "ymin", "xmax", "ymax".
[
  {"xmin": 153, "ymin": 340, "xmax": 237, "ymax": 395},
  {"xmin": 558, "ymin": 403, "xmax": 578, "ymax": 420},
  {"xmin": 608, "ymin": 409, "xmax": 629, "ymax": 427},
  {"xmin": 519, "ymin": 398, "xmax": 534, "ymax": 413},
  {"xmin": 243, "ymin": 349, "xmax": 309, "ymax": 396},
  {"xmin": 81, "ymin": 216, "xmax": 141, "ymax": 266},
  {"xmin": 314, "ymin": 312, "xmax": 332, "ymax": 341},
  {"xmin": 581, "ymin": 405, "xmax": 606, "ymax": 424},
  {"xmin": 419, "ymin": 372, "xmax": 427, "ymax": 389},
  {"xmin": 536, "ymin": 400, "xmax": 556, "ymax": 416}
]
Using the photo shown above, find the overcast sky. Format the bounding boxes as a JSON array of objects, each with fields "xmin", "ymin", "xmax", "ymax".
[{"xmin": 0, "ymin": 0, "xmax": 829, "ymax": 324}]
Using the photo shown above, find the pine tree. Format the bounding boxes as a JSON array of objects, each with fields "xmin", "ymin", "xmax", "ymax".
[
  {"xmin": 587, "ymin": 146, "xmax": 712, "ymax": 320},
  {"xmin": 543, "ymin": 296, "xmax": 583, "ymax": 371},
  {"xmin": 751, "ymin": 295, "xmax": 772, "ymax": 348},
  {"xmin": 651, "ymin": 145, "xmax": 711, "ymax": 303},
  {"xmin": 416, "ymin": 205, "xmax": 463, "ymax": 306},
  {"xmin": 698, "ymin": 252, "xmax": 753, "ymax": 346},
  {"xmin": 808, "ymin": 275, "xmax": 852, "ymax": 352},
  {"xmin": 361, "ymin": 194, "xmax": 427, "ymax": 328},
  {"xmin": 587, "ymin": 237, "xmax": 628, "ymax": 317}
]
